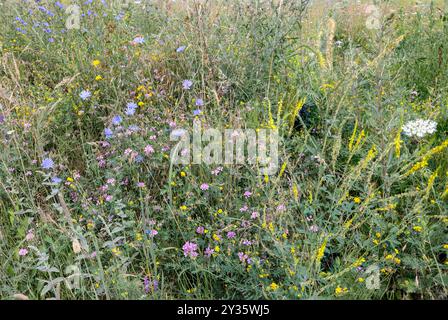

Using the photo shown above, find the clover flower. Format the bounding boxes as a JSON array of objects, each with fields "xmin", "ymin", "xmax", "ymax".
[
  {"xmin": 182, "ymin": 241, "xmax": 198, "ymax": 258},
  {"xmin": 200, "ymin": 183, "xmax": 209, "ymax": 191},
  {"xmin": 402, "ymin": 119, "xmax": 437, "ymax": 138}
]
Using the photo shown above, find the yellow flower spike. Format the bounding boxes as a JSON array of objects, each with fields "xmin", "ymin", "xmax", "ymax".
[
  {"xmin": 292, "ymin": 184, "xmax": 299, "ymax": 200},
  {"xmin": 278, "ymin": 162, "xmax": 287, "ymax": 178},
  {"xmin": 316, "ymin": 238, "xmax": 327, "ymax": 264},
  {"xmin": 394, "ymin": 128, "xmax": 402, "ymax": 158},
  {"xmin": 348, "ymin": 119, "xmax": 358, "ymax": 152}
]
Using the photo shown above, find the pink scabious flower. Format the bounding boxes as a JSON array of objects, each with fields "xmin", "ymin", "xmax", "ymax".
[
  {"xmin": 227, "ymin": 231, "xmax": 236, "ymax": 239},
  {"xmin": 137, "ymin": 182, "xmax": 145, "ymax": 188},
  {"xmin": 244, "ymin": 191, "xmax": 252, "ymax": 198},
  {"xmin": 144, "ymin": 145, "xmax": 155, "ymax": 155},
  {"xmin": 105, "ymin": 195, "xmax": 113, "ymax": 202},
  {"xmin": 251, "ymin": 211, "xmax": 259, "ymax": 219},
  {"xmin": 239, "ymin": 205, "xmax": 248, "ymax": 212},
  {"xmin": 196, "ymin": 226, "xmax": 205, "ymax": 234},
  {"xmin": 182, "ymin": 241, "xmax": 198, "ymax": 258},
  {"xmin": 204, "ymin": 246, "xmax": 214, "ymax": 258},
  {"xmin": 124, "ymin": 148, "xmax": 133, "ymax": 156},
  {"xmin": 18, "ymin": 248, "xmax": 28, "ymax": 256},
  {"xmin": 106, "ymin": 178, "xmax": 116, "ymax": 185},
  {"xmin": 200, "ymin": 183, "xmax": 209, "ymax": 191}
]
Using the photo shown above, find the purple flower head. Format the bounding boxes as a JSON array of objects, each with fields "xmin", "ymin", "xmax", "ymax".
[
  {"xmin": 176, "ymin": 45, "xmax": 186, "ymax": 53},
  {"xmin": 19, "ymin": 248, "xmax": 28, "ymax": 256},
  {"xmin": 41, "ymin": 158, "xmax": 54, "ymax": 170},
  {"xmin": 193, "ymin": 109, "xmax": 202, "ymax": 116},
  {"xmin": 182, "ymin": 241, "xmax": 198, "ymax": 258},
  {"xmin": 196, "ymin": 226, "xmax": 205, "ymax": 234},
  {"xmin": 182, "ymin": 79, "xmax": 193, "ymax": 90},
  {"xmin": 204, "ymin": 246, "xmax": 214, "ymax": 258},
  {"xmin": 227, "ymin": 231, "xmax": 236, "ymax": 239},
  {"xmin": 200, "ymin": 183, "xmax": 209, "ymax": 191}
]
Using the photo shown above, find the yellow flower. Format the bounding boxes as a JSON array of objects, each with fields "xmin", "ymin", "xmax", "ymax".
[
  {"xmin": 443, "ymin": 244, "xmax": 448, "ymax": 249},
  {"xmin": 95, "ymin": 75, "xmax": 102, "ymax": 81},
  {"xmin": 413, "ymin": 226, "xmax": 422, "ymax": 232},
  {"xmin": 180, "ymin": 205, "xmax": 187, "ymax": 211},
  {"xmin": 87, "ymin": 221, "xmax": 95, "ymax": 230},
  {"xmin": 213, "ymin": 234, "xmax": 221, "ymax": 242},
  {"xmin": 92, "ymin": 59, "xmax": 101, "ymax": 67},
  {"xmin": 335, "ymin": 286, "xmax": 348, "ymax": 296},
  {"xmin": 135, "ymin": 233, "xmax": 143, "ymax": 241},
  {"xmin": 214, "ymin": 245, "xmax": 220, "ymax": 253},
  {"xmin": 353, "ymin": 197, "xmax": 361, "ymax": 204},
  {"xmin": 180, "ymin": 171, "xmax": 186, "ymax": 177},
  {"xmin": 316, "ymin": 238, "xmax": 327, "ymax": 263},
  {"xmin": 357, "ymin": 277, "xmax": 365, "ymax": 283},
  {"xmin": 269, "ymin": 282, "xmax": 279, "ymax": 291},
  {"xmin": 111, "ymin": 247, "xmax": 121, "ymax": 256}
]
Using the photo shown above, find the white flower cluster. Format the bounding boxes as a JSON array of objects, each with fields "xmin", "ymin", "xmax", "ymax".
[{"xmin": 402, "ymin": 119, "xmax": 437, "ymax": 138}]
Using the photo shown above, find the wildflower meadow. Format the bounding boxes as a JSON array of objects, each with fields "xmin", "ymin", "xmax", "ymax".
[{"xmin": 0, "ymin": 0, "xmax": 447, "ymax": 301}]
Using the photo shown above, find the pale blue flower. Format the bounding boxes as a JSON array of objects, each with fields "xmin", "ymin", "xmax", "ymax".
[
  {"xmin": 41, "ymin": 158, "xmax": 54, "ymax": 170},
  {"xmin": 79, "ymin": 90, "xmax": 91, "ymax": 100}
]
